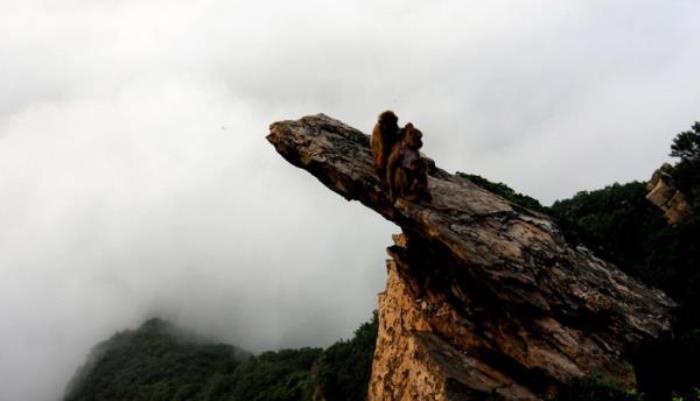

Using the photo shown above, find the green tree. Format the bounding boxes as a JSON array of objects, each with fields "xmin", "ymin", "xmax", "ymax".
[
  {"xmin": 313, "ymin": 311, "xmax": 378, "ymax": 401},
  {"xmin": 229, "ymin": 348, "xmax": 322, "ymax": 401},
  {"xmin": 670, "ymin": 122, "xmax": 700, "ymax": 162},
  {"xmin": 669, "ymin": 123, "xmax": 700, "ymax": 211}
]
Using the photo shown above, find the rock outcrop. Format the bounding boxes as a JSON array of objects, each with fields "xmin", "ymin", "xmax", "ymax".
[
  {"xmin": 646, "ymin": 163, "xmax": 692, "ymax": 224},
  {"xmin": 267, "ymin": 114, "xmax": 675, "ymax": 401}
]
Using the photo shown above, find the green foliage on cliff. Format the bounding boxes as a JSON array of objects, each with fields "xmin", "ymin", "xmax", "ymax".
[
  {"xmin": 670, "ymin": 122, "xmax": 700, "ymax": 211},
  {"xmin": 456, "ymin": 172, "xmax": 548, "ymax": 213},
  {"xmin": 670, "ymin": 122, "xmax": 700, "ymax": 163},
  {"xmin": 64, "ymin": 313, "xmax": 378, "ymax": 401},
  {"xmin": 312, "ymin": 311, "xmax": 378, "ymax": 401}
]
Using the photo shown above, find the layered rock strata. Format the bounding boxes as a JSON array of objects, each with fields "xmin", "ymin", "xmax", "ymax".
[
  {"xmin": 646, "ymin": 163, "xmax": 692, "ymax": 224},
  {"xmin": 267, "ymin": 114, "xmax": 675, "ymax": 400}
]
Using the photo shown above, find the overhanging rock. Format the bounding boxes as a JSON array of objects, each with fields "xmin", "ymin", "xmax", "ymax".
[{"xmin": 268, "ymin": 114, "xmax": 675, "ymax": 400}]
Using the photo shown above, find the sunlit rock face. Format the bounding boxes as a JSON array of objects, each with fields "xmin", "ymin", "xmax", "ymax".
[
  {"xmin": 268, "ymin": 114, "xmax": 675, "ymax": 401},
  {"xmin": 647, "ymin": 163, "xmax": 692, "ymax": 224}
]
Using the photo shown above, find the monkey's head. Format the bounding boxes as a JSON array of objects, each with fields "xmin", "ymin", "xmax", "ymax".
[
  {"xmin": 402, "ymin": 123, "xmax": 423, "ymax": 149},
  {"xmin": 378, "ymin": 111, "xmax": 399, "ymax": 132}
]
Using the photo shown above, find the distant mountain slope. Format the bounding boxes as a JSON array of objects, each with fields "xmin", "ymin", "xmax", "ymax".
[
  {"xmin": 63, "ymin": 318, "xmax": 246, "ymax": 401},
  {"xmin": 63, "ymin": 314, "xmax": 378, "ymax": 401}
]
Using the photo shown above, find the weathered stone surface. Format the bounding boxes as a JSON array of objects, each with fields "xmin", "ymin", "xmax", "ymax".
[
  {"xmin": 267, "ymin": 114, "xmax": 676, "ymax": 400},
  {"xmin": 647, "ymin": 163, "xmax": 692, "ymax": 224}
]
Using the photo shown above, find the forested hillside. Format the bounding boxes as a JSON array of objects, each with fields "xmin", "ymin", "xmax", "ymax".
[
  {"xmin": 64, "ymin": 314, "xmax": 378, "ymax": 401},
  {"xmin": 64, "ymin": 319, "xmax": 245, "ymax": 401}
]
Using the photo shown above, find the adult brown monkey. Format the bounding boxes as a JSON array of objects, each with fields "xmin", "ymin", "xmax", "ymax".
[
  {"xmin": 370, "ymin": 111, "xmax": 399, "ymax": 178},
  {"xmin": 386, "ymin": 123, "xmax": 431, "ymax": 202}
]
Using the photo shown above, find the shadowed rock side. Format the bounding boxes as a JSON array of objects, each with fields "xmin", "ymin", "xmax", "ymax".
[{"xmin": 267, "ymin": 114, "xmax": 675, "ymax": 401}]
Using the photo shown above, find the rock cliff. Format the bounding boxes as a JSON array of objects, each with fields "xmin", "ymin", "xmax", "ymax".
[
  {"xmin": 646, "ymin": 163, "xmax": 692, "ymax": 224},
  {"xmin": 267, "ymin": 114, "xmax": 675, "ymax": 400}
]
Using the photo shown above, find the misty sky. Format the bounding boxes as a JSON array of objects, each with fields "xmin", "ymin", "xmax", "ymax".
[{"xmin": 1, "ymin": 1, "xmax": 699, "ymax": 400}]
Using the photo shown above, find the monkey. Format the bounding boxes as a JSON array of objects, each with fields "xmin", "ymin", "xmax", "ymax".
[
  {"xmin": 386, "ymin": 123, "xmax": 432, "ymax": 202},
  {"xmin": 371, "ymin": 111, "xmax": 400, "ymax": 179}
]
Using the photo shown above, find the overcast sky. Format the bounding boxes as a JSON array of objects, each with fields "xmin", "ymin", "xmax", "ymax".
[{"xmin": 1, "ymin": 1, "xmax": 699, "ymax": 400}]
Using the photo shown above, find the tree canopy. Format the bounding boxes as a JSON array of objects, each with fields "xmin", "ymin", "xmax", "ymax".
[
  {"xmin": 670, "ymin": 122, "xmax": 700, "ymax": 163},
  {"xmin": 64, "ymin": 314, "xmax": 378, "ymax": 401}
]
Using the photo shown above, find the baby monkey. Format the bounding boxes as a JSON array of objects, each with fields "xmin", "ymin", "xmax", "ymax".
[{"xmin": 386, "ymin": 123, "xmax": 431, "ymax": 202}]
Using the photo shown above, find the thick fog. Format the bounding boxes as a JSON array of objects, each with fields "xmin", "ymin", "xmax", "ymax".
[{"xmin": 1, "ymin": 1, "xmax": 699, "ymax": 400}]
